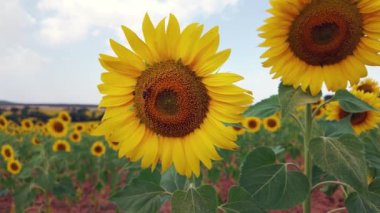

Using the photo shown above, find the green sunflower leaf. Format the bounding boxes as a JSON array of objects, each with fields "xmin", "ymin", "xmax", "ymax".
[
  {"xmin": 278, "ymin": 83, "xmax": 321, "ymax": 118},
  {"xmin": 222, "ymin": 186, "xmax": 265, "ymax": 213},
  {"xmin": 309, "ymin": 134, "xmax": 367, "ymax": 192},
  {"xmin": 244, "ymin": 95, "xmax": 280, "ymax": 118},
  {"xmin": 171, "ymin": 185, "xmax": 217, "ymax": 213},
  {"xmin": 332, "ymin": 90, "xmax": 376, "ymax": 113},
  {"xmin": 345, "ymin": 192, "xmax": 380, "ymax": 213},
  {"xmin": 362, "ymin": 134, "xmax": 380, "ymax": 170},
  {"xmin": 110, "ymin": 179, "xmax": 166, "ymax": 213},
  {"xmin": 369, "ymin": 178, "xmax": 380, "ymax": 194},
  {"xmin": 160, "ymin": 167, "xmax": 187, "ymax": 193}
]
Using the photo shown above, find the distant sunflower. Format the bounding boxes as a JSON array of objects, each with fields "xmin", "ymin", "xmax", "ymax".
[
  {"xmin": 351, "ymin": 78, "xmax": 380, "ymax": 95},
  {"xmin": 69, "ymin": 131, "xmax": 81, "ymax": 143},
  {"xmin": 7, "ymin": 159, "xmax": 22, "ymax": 175},
  {"xmin": 0, "ymin": 115, "xmax": 8, "ymax": 129},
  {"xmin": 242, "ymin": 116, "xmax": 262, "ymax": 133},
  {"xmin": 47, "ymin": 118, "xmax": 68, "ymax": 138},
  {"xmin": 313, "ymin": 107, "xmax": 325, "ymax": 120},
  {"xmin": 52, "ymin": 140, "xmax": 71, "ymax": 152},
  {"xmin": 73, "ymin": 123, "xmax": 85, "ymax": 132},
  {"xmin": 105, "ymin": 134, "xmax": 120, "ymax": 151},
  {"xmin": 21, "ymin": 119, "xmax": 34, "ymax": 131},
  {"xmin": 326, "ymin": 90, "xmax": 380, "ymax": 135},
  {"xmin": 58, "ymin": 111, "xmax": 71, "ymax": 123},
  {"xmin": 31, "ymin": 136, "xmax": 41, "ymax": 145},
  {"xmin": 1, "ymin": 144, "xmax": 14, "ymax": 161},
  {"xmin": 263, "ymin": 116, "xmax": 281, "ymax": 133},
  {"xmin": 259, "ymin": 0, "xmax": 380, "ymax": 95},
  {"xmin": 93, "ymin": 14, "xmax": 253, "ymax": 177},
  {"xmin": 230, "ymin": 124, "xmax": 245, "ymax": 136},
  {"xmin": 91, "ymin": 141, "xmax": 106, "ymax": 157}
]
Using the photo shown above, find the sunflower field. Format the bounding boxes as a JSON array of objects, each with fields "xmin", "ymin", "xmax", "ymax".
[{"xmin": 2, "ymin": 0, "xmax": 380, "ymax": 212}]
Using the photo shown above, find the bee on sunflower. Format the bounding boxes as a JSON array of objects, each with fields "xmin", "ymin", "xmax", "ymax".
[
  {"xmin": 91, "ymin": 141, "xmax": 106, "ymax": 157},
  {"xmin": 52, "ymin": 140, "xmax": 71, "ymax": 152},
  {"xmin": 47, "ymin": 118, "xmax": 68, "ymax": 138},
  {"xmin": 1, "ymin": 144, "xmax": 14, "ymax": 161},
  {"xmin": 93, "ymin": 14, "xmax": 253, "ymax": 177},
  {"xmin": 242, "ymin": 116, "xmax": 262, "ymax": 133},
  {"xmin": 259, "ymin": 0, "xmax": 380, "ymax": 95},
  {"xmin": 263, "ymin": 115, "xmax": 281, "ymax": 133},
  {"xmin": 7, "ymin": 159, "xmax": 22, "ymax": 175}
]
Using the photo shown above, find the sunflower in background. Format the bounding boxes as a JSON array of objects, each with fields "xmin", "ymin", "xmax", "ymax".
[
  {"xmin": 91, "ymin": 141, "xmax": 106, "ymax": 157},
  {"xmin": 7, "ymin": 159, "xmax": 22, "ymax": 175},
  {"xmin": 0, "ymin": 115, "xmax": 8, "ymax": 130},
  {"xmin": 313, "ymin": 107, "xmax": 326, "ymax": 121},
  {"xmin": 1, "ymin": 144, "xmax": 14, "ymax": 161},
  {"xmin": 326, "ymin": 90, "xmax": 380, "ymax": 135},
  {"xmin": 31, "ymin": 136, "xmax": 41, "ymax": 145},
  {"xmin": 47, "ymin": 118, "xmax": 68, "ymax": 138},
  {"xmin": 105, "ymin": 134, "xmax": 120, "ymax": 151},
  {"xmin": 259, "ymin": 0, "xmax": 380, "ymax": 95},
  {"xmin": 230, "ymin": 124, "xmax": 245, "ymax": 136},
  {"xmin": 242, "ymin": 117, "xmax": 262, "ymax": 133},
  {"xmin": 93, "ymin": 14, "xmax": 253, "ymax": 177},
  {"xmin": 21, "ymin": 119, "xmax": 34, "ymax": 132},
  {"xmin": 351, "ymin": 78, "xmax": 380, "ymax": 96},
  {"xmin": 263, "ymin": 115, "xmax": 281, "ymax": 133},
  {"xmin": 69, "ymin": 131, "xmax": 82, "ymax": 143},
  {"xmin": 52, "ymin": 140, "xmax": 71, "ymax": 152},
  {"xmin": 73, "ymin": 123, "xmax": 85, "ymax": 133},
  {"xmin": 58, "ymin": 111, "xmax": 72, "ymax": 123}
]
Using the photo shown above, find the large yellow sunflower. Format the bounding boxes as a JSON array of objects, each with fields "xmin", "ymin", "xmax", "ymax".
[
  {"xmin": 260, "ymin": 0, "xmax": 380, "ymax": 95},
  {"xmin": 351, "ymin": 78, "xmax": 380, "ymax": 95},
  {"xmin": 52, "ymin": 140, "xmax": 71, "ymax": 152},
  {"xmin": 47, "ymin": 118, "xmax": 68, "ymax": 138},
  {"xmin": 7, "ymin": 159, "xmax": 22, "ymax": 175},
  {"xmin": 1, "ymin": 144, "xmax": 14, "ymax": 161},
  {"xmin": 91, "ymin": 141, "xmax": 106, "ymax": 157},
  {"xmin": 0, "ymin": 115, "xmax": 8, "ymax": 130},
  {"xmin": 93, "ymin": 14, "xmax": 253, "ymax": 177},
  {"xmin": 326, "ymin": 90, "xmax": 380, "ymax": 135}
]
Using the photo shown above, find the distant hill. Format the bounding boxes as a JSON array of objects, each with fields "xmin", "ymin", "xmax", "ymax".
[{"xmin": 0, "ymin": 100, "xmax": 97, "ymax": 108}]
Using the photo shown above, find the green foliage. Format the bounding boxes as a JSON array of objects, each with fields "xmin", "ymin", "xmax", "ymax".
[
  {"xmin": 345, "ymin": 192, "xmax": 380, "ymax": 213},
  {"xmin": 171, "ymin": 185, "xmax": 218, "ymax": 213},
  {"xmin": 332, "ymin": 90, "xmax": 377, "ymax": 113},
  {"xmin": 310, "ymin": 135, "xmax": 367, "ymax": 192},
  {"xmin": 244, "ymin": 95, "xmax": 280, "ymax": 118},
  {"xmin": 222, "ymin": 186, "xmax": 265, "ymax": 213},
  {"xmin": 160, "ymin": 167, "xmax": 187, "ymax": 193}
]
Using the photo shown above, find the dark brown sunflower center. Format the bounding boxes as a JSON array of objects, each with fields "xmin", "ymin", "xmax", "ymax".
[
  {"xmin": 94, "ymin": 146, "xmax": 103, "ymax": 153},
  {"xmin": 248, "ymin": 120, "xmax": 257, "ymax": 129},
  {"xmin": 53, "ymin": 122, "xmax": 64, "ymax": 133},
  {"xmin": 62, "ymin": 115, "xmax": 69, "ymax": 121},
  {"xmin": 25, "ymin": 122, "xmax": 30, "ymax": 128},
  {"xmin": 57, "ymin": 144, "xmax": 66, "ymax": 151},
  {"xmin": 351, "ymin": 112, "xmax": 368, "ymax": 125},
  {"xmin": 0, "ymin": 119, "xmax": 5, "ymax": 126},
  {"xmin": 267, "ymin": 119, "xmax": 277, "ymax": 128},
  {"xmin": 111, "ymin": 141, "xmax": 119, "ymax": 145},
  {"xmin": 34, "ymin": 139, "xmax": 40, "ymax": 144},
  {"xmin": 135, "ymin": 60, "xmax": 209, "ymax": 137},
  {"xmin": 288, "ymin": 0, "xmax": 362, "ymax": 66},
  {"xmin": 11, "ymin": 163, "xmax": 19, "ymax": 171},
  {"xmin": 77, "ymin": 126, "xmax": 83, "ymax": 131},
  {"xmin": 357, "ymin": 85, "xmax": 374, "ymax": 93},
  {"xmin": 73, "ymin": 134, "xmax": 78, "ymax": 140},
  {"xmin": 5, "ymin": 149, "xmax": 11, "ymax": 157}
]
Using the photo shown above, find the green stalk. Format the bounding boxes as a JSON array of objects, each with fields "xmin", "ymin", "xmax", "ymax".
[{"xmin": 303, "ymin": 104, "xmax": 313, "ymax": 213}]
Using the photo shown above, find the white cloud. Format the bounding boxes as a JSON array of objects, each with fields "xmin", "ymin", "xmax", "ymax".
[{"xmin": 37, "ymin": 0, "xmax": 238, "ymax": 44}]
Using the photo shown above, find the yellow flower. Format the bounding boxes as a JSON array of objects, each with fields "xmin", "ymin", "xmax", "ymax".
[
  {"xmin": 1, "ymin": 144, "xmax": 14, "ymax": 161},
  {"xmin": 93, "ymin": 14, "xmax": 253, "ymax": 177},
  {"xmin": 259, "ymin": 0, "xmax": 380, "ymax": 95},
  {"xmin": 105, "ymin": 134, "xmax": 120, "ymax": 151},
  {"xmin": 47, "ymin": 118, "xmax": 68, "ymax": 138},
  {"xmin": 69, "ymin": 131, "xmax": 82, "ymax": 143},
  {"xmin": 91, "ymin": 141, "xmax": 106, "ymax": 157},
  {"xmin": 52, "ymin": 140, "xmax": 71, "ymax": 152},
  {"xmin": 351, "ymin": 78, "xmax": 380, "ymax": 96},
  {"xmin": 7, "ymin": 159, "xmax": 22, "ymax": 175},
  {"xmin": 0, "ymin": 115, "xmax": 8, "ymax": 130},
  {"xmin": 263, "ymin": 116, "xmax": 281, "ymax": 133},
  {"xmin": 326, "ymin": 90, "xmax": 380, "ymax": 135},
  {"xmin": 31, "ymin": 136, "xmax": 41, "ymax": 145},
  {"xmin": 242, "ymin": 117, "xmax": 262, "ymax": 133},
  {"xmin": 313, "ymin": 106, "xmax": 326, "ymax": 121},
  {"xmin": 73, "ymin": 123, "xmax": 85, "ymax": 133},
  {"xmin": 230, "ymin": 124, "xmax": 245, "ymax": 136},
  {"xmin": 21, "ymin": 119, "xmax": 34, "ymax": 131},
  {"xmin": 58, "ymin": 111, "xmax": 71, "ymax": 123}
]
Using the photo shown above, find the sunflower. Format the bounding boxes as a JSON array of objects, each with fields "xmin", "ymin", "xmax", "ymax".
[
  {"xmin": 7, "ymin": 159, "xmax": 22, "ymax": 175},
  {"xmin": 1, "ymin": 144, "xmax": 14, "ymax": 161},
  {"xmin": 21, "ymin": 119, "xmax": 34, "ymax": 131},
  {"xmin": 58, "ymin": 111, "xmax": 72, "ymax": 123},
  {"xmin": 93, "ymin": 14, "xmax": 252, "ymax": 177},
  {"xmin": 351, "ymin": 78, "xmax": 380, "ymax": 95},
  {"xmin": 230, "ymin": 124, "xmax": 245, "ymax": 136},
  {"xmin": 47, "ymin": 118, "xmax": 68, "ymax": 137},
  {"xmin": 263, "ymin": 116, "xmax": 281, "ymax": 133},
  {"xmin": 91, "ymin": 141, "xmax": 106, "ymax": 157},
  {"xmin": 73, "ymin": 123, "xmax": 85, "ymax": 133},
  {"xmin": 0, "ymin": 115, "xmax": 8, "ymax": 129},
  {"xmin": 259, "ymin": 0, "xmax": 380, "ymax": 95},
  {"xmin": 52, "ymin": 140, "xmax": 71, "ymax": 152},
  {"xmin": 69, "ymin": 131, "xmax": 82, "ymax": 143},
  {"xmin": 326, "ymin": 90, "xmax": 380, "ymax": 135},
  {"xmin": 313, "ymin": 106, "xmax": 325, "ymax": 120},
  {"xmin": 31, "ymin": 136, "xmax": 41, "ymax": 145},
  {"xmin": 105, "ymin": 134, "xmax": 120, "ymax": 151},
  {"xmin": 242, "ymin": 116, "xmax": 262, "ymax": 133}
]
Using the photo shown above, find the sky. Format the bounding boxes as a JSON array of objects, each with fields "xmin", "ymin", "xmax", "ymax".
[{"xmin": 0, "ymin": 0, "xmax": 379, "ymax": 104}]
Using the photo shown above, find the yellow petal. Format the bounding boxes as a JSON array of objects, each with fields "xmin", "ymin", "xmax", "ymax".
[
  {"xmin": 100, "ymin": 72, "xmax": 137, "ymax": 87},
  {"xmin": 98, "ymin": 84, "xmax": 134, "ymax": 96},
  {"xmin": 109, "ymin": 40, "xmax": 145, "ymax": 71},
  {"xmin": 202, "ymin": 73, "xmax": 243, "ymax": 86},
  {"xmin": 99, "ymin": 95, "xmax": 134, "ymax": 107},
  {"xmin": 195, "ymin": 49, "xmax": 231, "ymax": 76},
  {"xmin": 122, "ymin": 25, "xmax": 155, "ymax": 63}
]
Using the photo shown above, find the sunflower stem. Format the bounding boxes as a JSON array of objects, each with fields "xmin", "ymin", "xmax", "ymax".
[{"xmin": 303, "ymin": 104, "xmax": 313, "ymax": 213}]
